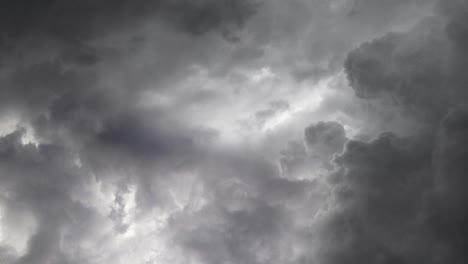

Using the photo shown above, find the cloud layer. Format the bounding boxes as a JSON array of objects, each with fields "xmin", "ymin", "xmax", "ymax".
[{"xmin": 2, "ymin": 0, "xmax": 468, "ymax": 264}]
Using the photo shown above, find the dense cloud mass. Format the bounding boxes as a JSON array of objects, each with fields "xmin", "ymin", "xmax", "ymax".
[
  {"xmin": 0, "ymin": 0, "xmax": 256, "ymax": 43},
  {"xmin": 332, "ymin": 1, "xmax": 468, "ymax": 263},
  {"xmin": 1, "ymin": 0, "xmax": 468, "ymax": 263}
]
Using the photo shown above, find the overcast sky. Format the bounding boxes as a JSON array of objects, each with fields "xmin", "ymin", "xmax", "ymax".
[{"xmin": 2, "ymin": 0, "xmax": 468, "ymax": 263}]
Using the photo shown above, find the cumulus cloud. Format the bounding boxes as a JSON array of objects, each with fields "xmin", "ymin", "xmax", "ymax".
[
  {"xmin": 316, "ymin": 1, "xmax": 468, "ymax": 263},
  {"xmin": 344, "ymin": 2, "xmax": 468, "ymax": 123}
]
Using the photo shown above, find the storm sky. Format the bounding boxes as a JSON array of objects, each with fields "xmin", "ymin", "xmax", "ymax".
[{"xmin": 1, "ymin": 0, "xmax": 468, "ymax": 263}]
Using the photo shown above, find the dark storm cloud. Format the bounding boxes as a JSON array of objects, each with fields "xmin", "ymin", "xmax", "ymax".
[
  {"xmin": 317, "ymin": 133, "xmax": 435, "ymax": 264},
  {"xmin": 0, "ymin": 0, "xmax": 259, "ymax": 87},
  {"xmin": 318, "ymin": 108, "xmax": 468, "ymax": 264},
  {"xmin": 0, "ymin": 0, "xmax": 259, "ymax": 125},
  {"xmin": 319, "ymin": 1, "xmax": 468, "ymax": 263},
  {"xmin": 91, "ymin": 113, "xmax": 194, "ymax": 160},
  {"xmin": 429, "ymin": 106, "xmax": 468, "ymax": 262},
  {"xmin": 344, "ymin": 5, "xmax": 468, "ymax": 123},
  {"xmin": 0, "ymin": 61, "xmax": 96, "ymax": 114},
  {"xmin": 0, "ymin": 0, "xmax": 464, "ymax": 263},
  {"xmin": 0, "ymin": 0, "xmax": 257, "ymax": 42}
]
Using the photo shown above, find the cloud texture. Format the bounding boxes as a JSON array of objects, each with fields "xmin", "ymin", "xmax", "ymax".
[{"xmin": 1, "ymin": 0, "xmax": 468, "ymax": 264}]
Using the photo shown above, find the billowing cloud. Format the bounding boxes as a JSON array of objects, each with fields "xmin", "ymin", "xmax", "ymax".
[
  {"xmin": 315, "ymin": 1, "xmax": 468, "ymax": 263},
  {"xmin": 3, "ymin": 0, "xmax": 467, "ymax": 264},
  {"xmin": 305, "ymin": 121, "xmax": 346, "ymax": 163}
]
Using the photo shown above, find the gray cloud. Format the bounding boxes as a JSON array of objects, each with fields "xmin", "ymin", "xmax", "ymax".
[
  {"xmin": 316, "ymin": 133, "xmax": 434, "ymax": 263},
  {"xmin": 1, "ymin": 0, "xmax": 465, "ymax": 264},
  {"xmin": 0, "ymin": 130, "xmax": 96, "ymax": 264},
  {"xmin": 305, "ymin": 121, "xmax": 346, "ymax": 161},
  {"xmin": 429, "ymin": 106, "xmax": 468, "ymax": 262},
  {"xmin": 316, "ymin": 1, "xmax": 468, "ymax": 263},
  {"xmin": 0, "ymin": 1, "xmax": 260, "ymax": 261},
  {"xmin": 344, "ymin": 4, "xmax": 468, "ymax": 124},
  {"xmin": 0, "ymin": 0, "xmax": 257, "ymax": 44}
]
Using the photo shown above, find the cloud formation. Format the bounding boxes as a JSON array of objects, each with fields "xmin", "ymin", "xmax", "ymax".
[
  {"xmin": 318, "ymin": 1, "xmax": 468, "ymax": 263},
  {"xmin": 3, "ymin": 0, "xmax": 468, "ymax": 264}
]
